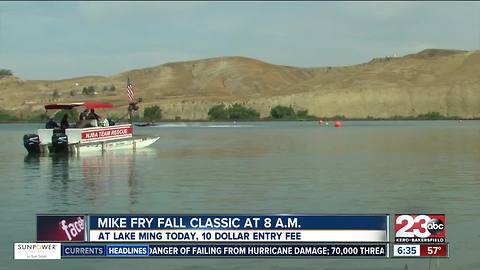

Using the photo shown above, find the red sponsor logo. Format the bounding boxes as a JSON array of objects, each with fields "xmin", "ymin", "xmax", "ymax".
[
  {"xmin": 395, "ymin": 214, "xmax": 446, "ymax": 243},
  {"xmin": 37, "ymin": 215, "xmax": 86, "ymax": 242},
  {"xmin": 60, "ymin": 217, "xmax": 85, "ymax": 241},
  {"xmin": 82, "ymin": 127, "xmax": 132, "ymax": 140}
]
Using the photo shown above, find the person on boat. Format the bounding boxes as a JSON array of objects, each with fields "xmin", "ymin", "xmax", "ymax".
[
  {"xmin": 60, "ymin": 114, "xmax": 70, "ymax": 131},
  {"xmin": 99, "ymin": 117, "xmax": 109, "ymax": 127},
  {"xmin": 87, "ymin": 109, "xmax": 101, "ymax": 127},
  {"xmin": 45, "ymin": 117, "xmax": 59, "ymax": 129},
  {"xmin": 78, "ymin": 109, "xmax": 90, "ymax": 128},
  {"xmin": 79, "ymin": 109, "xmax": 88, "ymax": 121}
]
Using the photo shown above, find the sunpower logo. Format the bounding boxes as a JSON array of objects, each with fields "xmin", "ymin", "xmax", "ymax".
[
  {"xmin": 14, "ymin": 243, "xmax": 61, "ymax": 260},
  {"xmin": 16, "ymin": 243, "xmax": 58, "ymax": 250}
]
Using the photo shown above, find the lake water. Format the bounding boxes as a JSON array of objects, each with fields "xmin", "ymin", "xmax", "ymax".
[{"xmin": 1, "ymin": 121, "xmax": 479, "ymax": 270}]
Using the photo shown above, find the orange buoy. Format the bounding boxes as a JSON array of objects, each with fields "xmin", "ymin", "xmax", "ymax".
[{"xmin": 334, "ymin": 120, "xmax": 342, "ymax": 128}]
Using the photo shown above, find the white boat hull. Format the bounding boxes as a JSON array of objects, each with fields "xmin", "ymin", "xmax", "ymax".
[
  {"xmin": 25, "ymin": 124, "xmax": 159, "ymax": 154},
  {"xmin": 73, "ymin": 136, "xmax": 160, "ymax": 153},
  {"xmin": 35, "ymin": 136, "xmax": 159, "ymax": 154}
]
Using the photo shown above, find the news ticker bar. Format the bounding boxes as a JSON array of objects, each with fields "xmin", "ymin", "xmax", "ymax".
[
  {"xmin": 14, "ymin": 243, "xmax": 451, "ymax": 259},
  {"xmin": 15, "ymin": 243, "xmax": 389, "ymax": 259},
  {"xmin": 14, "ymin": 243, "xmax": 449, "ymax": 259}
]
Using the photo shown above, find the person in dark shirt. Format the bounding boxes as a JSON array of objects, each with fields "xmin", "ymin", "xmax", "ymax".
[
  {"xmin": 79, "ymin": 109, "xmax": 88, "ymax": 121},
  {"xmin": 87, "ymin": 109, "xmax": 100, "ymax": 120},
  {"xmin": 45, "ymin": 117, "xmax": 59, "ymax": 129},
  {"xmin": 78, "ymin": 109, "xmax": 89, "ymax": 128},
  {"xmin": 60, "ymin": 114, "xmax": 69, "ymax": 131},
  {"xmin": 85, "ymin": 109, "xmax": 101, "ymax": 127}
]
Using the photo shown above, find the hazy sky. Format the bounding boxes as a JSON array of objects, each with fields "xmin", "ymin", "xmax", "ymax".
[{"xmin": 1, "ymin": 1, "xmax": 480, "ymax": 80}]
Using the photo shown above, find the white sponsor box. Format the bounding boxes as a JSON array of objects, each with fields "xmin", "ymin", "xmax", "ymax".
[
  {"xmin": 14, "ymin": 243, "xmax": 61, "ymax": 260},
  {"xmin": 393, "ymin": 244, "xmax": 420, "ymax": 257}
]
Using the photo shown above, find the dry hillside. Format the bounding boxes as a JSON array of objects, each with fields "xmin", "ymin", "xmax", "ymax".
[{"xmin": 1, "ymin": 49, "xmax": 480, "ymax": 119}]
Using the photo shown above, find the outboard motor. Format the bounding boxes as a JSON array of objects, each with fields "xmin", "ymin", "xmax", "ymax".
[
  {"xmin": 51, "ymin": 132, "xmax": 69, "ymax": 152},
  {"xmin": 23, "ymin": 134, "xmax": 40, "ymax": 153}
]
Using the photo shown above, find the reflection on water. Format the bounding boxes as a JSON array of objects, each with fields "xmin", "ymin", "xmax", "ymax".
[
  {"xmin": 1, "ymin": 122, "xmax": 480, "ymax": 270},
  {"xmin": 22, "ymin": 149, "xmax": 157, "ymax": 213}
]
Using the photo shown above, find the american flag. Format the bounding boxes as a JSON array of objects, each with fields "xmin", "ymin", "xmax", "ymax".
[{"xmin": 127, "ymin": 77, "xmax": 135, "ymax": 102}]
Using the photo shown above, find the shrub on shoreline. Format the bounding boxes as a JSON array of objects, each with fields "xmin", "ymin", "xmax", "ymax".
[
  {"xmin": 208, "ymin": 103, "xmax": 260, "ymax": 120},
  {"xmin": 0, "ymin": 110, "xmax": 18, "ymax": 121},
  {"xmin": 143, "ymin": 105, "xmax": 162, "ymax": 121},
  {"xmin": 208, "ymin": 104, "xmax": 229, "ymax": 120},
  {"xmin": 270, "ymin": 105, "xmax": 296, "ymax": 119},
  {"xmin": 0, "ymin": 109, "xmax": 473, "ymax": 123},
  {"xmin": 228, "ymin": 103, "xmax": 260, "ymax": 120}
]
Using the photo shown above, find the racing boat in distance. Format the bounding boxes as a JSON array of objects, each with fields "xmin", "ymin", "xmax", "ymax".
[
  {"xmin": 23, "ymin": 102, "xmax": 159, "ymax": 154},
  {"xmin": 134, "ymin": 122, "xmax": 158, "ymax": 127}
]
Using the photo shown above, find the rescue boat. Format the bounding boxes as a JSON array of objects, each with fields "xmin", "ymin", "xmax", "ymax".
[{"xmin": 23, "ymin": 102, "xmax": 159, "ymax": 154}]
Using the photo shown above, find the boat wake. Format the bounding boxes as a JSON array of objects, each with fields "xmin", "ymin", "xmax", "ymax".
[{"xmin": 154, "ymin": 123, "xmax": 255, "ymax": 128}]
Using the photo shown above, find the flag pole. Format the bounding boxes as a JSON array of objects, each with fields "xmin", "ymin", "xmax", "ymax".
[{"xmin": 127, "ymin": 77, "xmax": 139, "ymax": 124}]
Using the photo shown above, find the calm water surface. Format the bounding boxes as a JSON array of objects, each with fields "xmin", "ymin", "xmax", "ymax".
[{"xmin": 0, "ymin": 121, "xmax": 479, "ymax": 270}]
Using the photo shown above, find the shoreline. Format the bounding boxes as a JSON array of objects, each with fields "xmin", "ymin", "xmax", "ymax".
[{"xmin": 0, "ymin": 118, "xmax": 476, "ymax": 124}]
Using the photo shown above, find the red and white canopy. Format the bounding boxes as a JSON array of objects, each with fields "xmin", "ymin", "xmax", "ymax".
[{"xmin": 44, "ymin": 102, "xmax": 113, "ymax": 110}]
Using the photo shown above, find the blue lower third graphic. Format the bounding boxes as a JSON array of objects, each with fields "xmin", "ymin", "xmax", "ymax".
[{"xmin": 106, "ymin": 244, "xmax": 149, "ymax": 257}]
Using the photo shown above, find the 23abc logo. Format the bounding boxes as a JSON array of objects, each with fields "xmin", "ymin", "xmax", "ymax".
[{"xmin": 395, "ymin": 215, "xmax": 445, "ymax": 238}]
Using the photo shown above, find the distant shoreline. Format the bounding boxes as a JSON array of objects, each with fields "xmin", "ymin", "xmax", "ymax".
[{"xmin": 0, "ymin": 118, "xmax": 476, "ymax": 124}]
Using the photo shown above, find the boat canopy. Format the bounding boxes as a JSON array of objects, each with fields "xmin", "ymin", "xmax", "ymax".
[{"xmin": 44, "ymin": 102, "xmax": 113, "ymax": 110}]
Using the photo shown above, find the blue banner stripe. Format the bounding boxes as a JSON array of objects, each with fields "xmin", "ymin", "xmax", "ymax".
[{"xmin": 88, "ymin": 215, "xmax": 387, "ymax": 230}]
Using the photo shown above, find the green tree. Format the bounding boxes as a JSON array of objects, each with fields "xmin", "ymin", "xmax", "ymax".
[
  {"xmin": 82, "ymin": 86, "xmax": 96, "ymax": 95},
  {"xmin": 330, "ymin": 115, "xmax": 346, "ymax": 120},
  {"xmin": 207, "ymin": 104, "xmax": 228, "ymax": 120},
  {"xmin": 227, "ymin": 103, "xmax": 260, "ymax": 120},
  {"xmin": 270, "ymin": 105, "xmax": 296, "ymax": 119},
  {"xmin": 0, "ymin": 110, "xmax": 17, "ymax": 121},
  {"xmin": 110, "ymin": 85, "xmax": 116, "ymax": 92},
  {"xmin": 296, "ymin": 109, "xmax": 315, "ymax": 120},
  {"xmin": 0, "ymin": 69, "xmax": 13, "ymax": 77},
  {"xmin": 417, "ymin": 111, "xmax": 443, "ymax": 120},
  {"xmin": 144, "ymin": 105, "xmax": 162, "ymax": 121},
  {"xmin": 208, "ymin": 103, "xmax": 260, "ymax": 120},
  {"xmin": 296, "ymin": 109, "xmax": 307, "ymax": 117}
]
